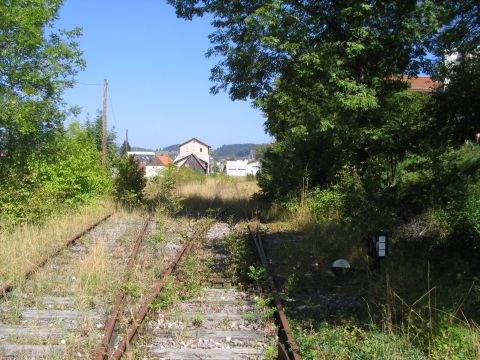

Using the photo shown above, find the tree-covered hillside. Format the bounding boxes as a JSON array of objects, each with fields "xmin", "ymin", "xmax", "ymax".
[{"xmin": 213, "ymin": 144, "xmax": 262, "ymax": 159}]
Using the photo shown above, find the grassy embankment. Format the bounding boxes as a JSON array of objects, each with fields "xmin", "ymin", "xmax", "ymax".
[
  {"xmin": 266, "ymin": 199, "xmax": 480, "ymax": 359},
  {"xmin": 0, "ymin": 200, "xmax": 115, "ymax": 288}
]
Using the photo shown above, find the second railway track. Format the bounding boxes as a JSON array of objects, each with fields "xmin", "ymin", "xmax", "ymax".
[{"xmin": 0, "ymin": 211, "xmax": 161, "ymax": 358}]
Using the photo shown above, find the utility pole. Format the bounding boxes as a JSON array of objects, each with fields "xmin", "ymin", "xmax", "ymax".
[
  {"xmin": 102, "ymin": 79, "xmax": 108, "ymax": 165},
  {"xmin": 125, "ymin": 129, "xmax": 129, "ymax": 156}
]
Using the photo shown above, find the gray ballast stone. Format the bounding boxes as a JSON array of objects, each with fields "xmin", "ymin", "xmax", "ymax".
[{"xmin": 150, "ymin": 328, "xmax": 266, "ymax": 341}]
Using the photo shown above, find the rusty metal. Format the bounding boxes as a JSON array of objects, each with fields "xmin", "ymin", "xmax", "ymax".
[
  {"xmin": 278, "ymin": 341, "xmax": 291, "ymax": 360},
  {"xmin": 0, "ymin": 213, "xmax": 113, "ymax": 298},
  {"xmin": 110, "ymin": 239, "xmax": 195, "ymax": 359},
  {"xmin": 107, "ymin": 220, "xmax": 212, "ymax": 359},
  {"xmin": 247, "ymin": 224, "xmax": 302, "ymax": 360},
  {"xmin": 94, "ymin": 214, "xmax": 152, "ymax": 360}
]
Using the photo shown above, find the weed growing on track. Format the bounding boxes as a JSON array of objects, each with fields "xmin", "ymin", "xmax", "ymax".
[
  {"xmin": 151, "ymin": 277, "xmax": 178, "ymax": 310},
  {"xmin": 221, "ymin": 232, "xmax": 256, "ymax": 284}
]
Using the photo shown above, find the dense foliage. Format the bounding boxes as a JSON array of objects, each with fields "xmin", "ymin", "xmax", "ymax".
[
  {"xmin": 169, "ymin": 0, "xmax": 480, "ymax": 240},
  {"xmin": 114, "ymin": 155, "xmax": 146, "ymax": 206},
  {"xmin": 0, "ymin": 122, "xmax": 112, "ymax": 225},
  {"xmin": 0, "ymin": 1, "xmax": 113, "ymax": 226}
]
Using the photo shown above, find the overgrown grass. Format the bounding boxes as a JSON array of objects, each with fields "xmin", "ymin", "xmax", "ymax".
[
  {"xmin": 0, "ymin": 199, "xmax": 115, "ymax": 286},
  {"xmin": 176, "ymin": 173, "xmax": 262, "ymax": 219},
  {"xmin": 292, "ymin": 319, "xmax": 426, "ymax": 359},
  {"xmin": 269, "ymin": 192, "xmax": 480, "ymax": 359}
]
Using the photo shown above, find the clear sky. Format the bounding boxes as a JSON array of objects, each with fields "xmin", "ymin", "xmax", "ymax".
[{"xmin": 56, "ymin": 0, "xmax": 271, "ymax": 150}]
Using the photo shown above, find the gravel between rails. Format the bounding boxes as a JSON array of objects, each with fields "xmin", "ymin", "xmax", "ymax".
[{"xmin": 132, "ymin": 221, "xmax": 277, "ymax": 360}]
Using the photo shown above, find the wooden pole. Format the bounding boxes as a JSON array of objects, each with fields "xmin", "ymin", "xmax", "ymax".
[
  {"xmin": 102, "ymin": 79, "xmax": 108, "ymax": 165},
  {"xmin": 125, "ymin": 128, "xmax": 129, "ymax": 156}
]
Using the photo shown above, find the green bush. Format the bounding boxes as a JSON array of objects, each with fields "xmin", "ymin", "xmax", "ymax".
[
  {"xmin": 307, "ymin": 186, "xmax": 344, "ymax": 222},
  {"xmin": 114, "ymin": 155, "xmax": 146, "ymax": 206},
  {"xmin": 143, "ymin": 164, "xmax": 183, "ymax": 215},
  {"xmin": 174, "ymin": 167, "xmax": 206, "ymax": 185},
  {"xmin": 0, "ymin": 122, "xmax": 112, "ymax": 226},
  {"xmin": 463, "ymin": 178, "xmax": 480, "ymax": 237},
  {"xmin": 293, "ymin": 321, "xmax": 426, "ymax": 360}
]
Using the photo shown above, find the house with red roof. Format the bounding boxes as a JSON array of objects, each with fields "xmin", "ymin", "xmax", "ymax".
[{"xmin": 145, "ymin": 155, "xmax": 173, "ymax": 177}]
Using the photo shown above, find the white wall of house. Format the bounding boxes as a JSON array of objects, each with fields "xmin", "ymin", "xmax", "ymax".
[
  {"xmin": 246, "ymin": 161, "xmax": 261, "ymax": 175},
  {"xmin": 226, "ymin": 160, "xmax": 248, "ymax": 176},
  {"xmin": 178, "ymin": 139, "xmax": 210, "ymax": 163},
  {"xmin": 145, "ymin": 165, "xmax": 164, "ymax": 177}
]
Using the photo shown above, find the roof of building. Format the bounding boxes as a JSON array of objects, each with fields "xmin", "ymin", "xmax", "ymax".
[
  {"xmin": 402, "ymin": 76, "xmax": 439, "ymax": 92},
  {"xmin": 178, "ymin": 137, "xmax": 211, "ymax": 149},
  {"xmin": 147, "ymin": 155, "xmax": 173, "ymax": 167},
  {"xmin": 174, "ymin": 153, "xmax": 208, "ymax": 171}
]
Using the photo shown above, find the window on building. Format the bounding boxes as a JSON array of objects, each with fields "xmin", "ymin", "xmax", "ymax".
[{"xmin": 200, "ymin": 148, "xmax": 202, "ymax": 152}]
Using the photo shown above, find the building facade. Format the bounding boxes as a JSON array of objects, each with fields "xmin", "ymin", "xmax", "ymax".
[{"xmin": 177, "ymin": 138, "xmax": 210, "ymax": 164}]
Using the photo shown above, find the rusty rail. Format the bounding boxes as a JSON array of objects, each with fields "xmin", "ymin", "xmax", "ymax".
[
  {"xmin": 109, "ymin": 223, "xmax": 208, "ymax": 359},
  {"xmin": 0, "ymin": 213, "xmax": 113, "ymax": 298},
  {"xmin": 94, "ymin": 214, "xmax": 153, "ymax": 360},
  {"xmin": 247, "ymin": 223, "xmax": 302, "ymax": 360}
]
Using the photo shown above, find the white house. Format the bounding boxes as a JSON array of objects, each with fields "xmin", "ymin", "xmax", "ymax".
[
  {"xmin": 225, "ymin": 159, "xmax": 260, "ymax": 176},
  {"xmin": 246, "ymin": 160, "xmax": 261, "ymax": 175},
  {"xmin": 226, "ymin": 160, "xmax": 248, "ymax": 176}
]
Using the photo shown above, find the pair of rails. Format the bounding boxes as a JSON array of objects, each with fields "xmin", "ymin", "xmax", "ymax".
[{"xmin": 1, "ymin": 211, "xmax": 301, "ymax": 360}]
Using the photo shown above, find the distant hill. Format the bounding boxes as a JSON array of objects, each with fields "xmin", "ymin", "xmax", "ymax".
[
  {"xmin": 160, "ymin": 144, "xmax": 179, "ymax": 152},
  {"xmin": 213, "ymin": 144, "xmax": 260, "ymax": 160}
]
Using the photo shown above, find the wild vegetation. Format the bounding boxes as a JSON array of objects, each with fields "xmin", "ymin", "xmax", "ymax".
[
  {"xmin": 0, "ymin": 1, "xmax": 117, "ymax": 228},
  {"xmin": 2, "ymin": 0, "xmax": 480, "ymax": 358},
  {"xmin": 168, "ymin": 0, "xmax": 480, "ymax": 357}
]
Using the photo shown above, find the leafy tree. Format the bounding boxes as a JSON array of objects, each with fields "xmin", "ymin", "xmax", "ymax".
[
  {"xmin": 169, "ymin": 0, "xmax": 440, "ymax": 199},
  {"xmin": 0, "ymin": 122, "xmax": 112, "ymax": 225},
  {"xmin": 253, "ymin": 144, "xmax": 270, "ymax": 161},
  {"xmin": 0, "ymin": 0, "xmax": 84, "ymax": 177},
  {"xmin": 84, "ymin": 110, "xmax": 118, "ymax": 164},
  {"xmin": 114, "ymin": 156, "xmax": 146, "ymax": 206},
  {"xmin": 429, "ymin": 0, "xmax": 480, "ymax": 147}
]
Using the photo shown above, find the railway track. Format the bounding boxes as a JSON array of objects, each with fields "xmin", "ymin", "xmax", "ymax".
[
  {"xmin": 128, "ymin": 220, "xmax": 275, "ymax": 359},
  {"xmin": 0, "ymin": 211, "xmax": 157, "ymax": 358},
  {"xmin": 247, "ymin": 222, "xmax": 301, "ymax": 360},
  {"xmin": 0, "ymin": 208, "xmax": 301, "ymax": 359}
]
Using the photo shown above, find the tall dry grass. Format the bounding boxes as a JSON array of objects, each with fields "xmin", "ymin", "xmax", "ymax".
[
  {"xmin": 0, "ymin": 200, "xmax": 115, "ymax": 286},
  {"xmin": 176, "ymin": 175, "xmax": 262, "ymax": 219}
]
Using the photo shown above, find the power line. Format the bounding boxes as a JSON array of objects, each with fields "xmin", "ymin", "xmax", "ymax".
[{"xmin": 77, "ymin": 82, "xmax": 103, "ymax": 86}]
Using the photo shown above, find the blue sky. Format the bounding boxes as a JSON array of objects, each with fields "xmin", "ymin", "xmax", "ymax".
[{"xmin": 56, "ymin": 0, "xmax": 271, "ymax": 150}]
